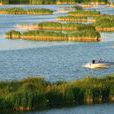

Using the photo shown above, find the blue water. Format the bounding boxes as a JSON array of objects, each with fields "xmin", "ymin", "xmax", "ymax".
[
  {"xmin": 1, "ymin": 103, "xmax": 114, "ymax": 114},
  {"xmin": 0, "ymin": 5, "xmax": 114, "ymax": 81},
  {"xmin": 0, "ymin": 42, "xmax": 114, "ymax": 81},
  {"xmin": 29, "ymin": 104, "xmax": 114, "ymax": 114},
  {"xmin": 0, "ymin": 4, "xmax": 114, "ymax": 114}
]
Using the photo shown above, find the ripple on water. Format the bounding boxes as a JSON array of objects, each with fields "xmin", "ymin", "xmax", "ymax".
[
  {"xmin": 0, "ymin": 5, "xmax": 114, "ymax": 81},
  {"xmin": 0, "ymin": 42, "xmax": 113, "ymax": 81}
]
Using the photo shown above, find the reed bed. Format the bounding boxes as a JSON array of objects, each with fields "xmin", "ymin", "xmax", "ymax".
[
  {"xmin": 68, "ymin": 10, "xmax": 101, "ymax": 17},
  {"xmin": 94, "ymin": 15, "xmax": 114, "ymax": 32},
  {"xmin": 0, "ymin": 74, "xmax": 114, "ymax": 111},
  {"xmin": 16, "ymin": 22, "xmax": 96, "ymax": 31},
  {"xmin": 90, "ymin": 2, "xmax": 107, "ymax": 5},
  {"xmin": 0, "ymin": 7, "xmax": 53, "ymax": 15},
  {"xmin": 6, "ymin": 29, "xmax": 100, "ymax": 42},
  {"xmin": 57, "ymin": 16, "xmax": 95, "ymax": 22}
]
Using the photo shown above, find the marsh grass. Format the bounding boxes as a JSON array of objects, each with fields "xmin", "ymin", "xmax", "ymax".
[{"xmin": 0, "ymin": 75, "xmax": 114, "ymax": 111}]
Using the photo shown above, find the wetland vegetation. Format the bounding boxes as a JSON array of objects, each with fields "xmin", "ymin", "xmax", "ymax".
[
  {"xmin": 57, "ymin": 16, "xmax": 95, "ymax": 22},
  {"xmin": 68, "ymin": 10, "xmax": 101, "ymax": 17},
  {"xmin": 6, "ymin": 29, "xmax": 100, "ymax": 42},
  {"xmin": 6, "ymin": 21, "xmax": 100, "ymax": 42},
  {"xmin": 0, "ymin": 1, "xmax": 114, "ymax": 114},
  {"xmin": 4, "ymin": 6, "xmax": 114, "ymax": 42},
  {"xmin": 0, "ymin": 7, "xmax": 53, "ymax": 15},
  {"xmin": 0, "ymin": 74, "xmax": 114, "ymax": 111},
  {"xmin": 94, "ymin": 15, "xmax": 114, "ymax": 32},
  {"xmin": 16, "ymin": 22, "xmax": 96, "ymax": 31}
]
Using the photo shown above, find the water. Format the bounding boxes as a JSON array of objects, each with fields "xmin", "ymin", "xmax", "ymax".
[
  {"xmin": 0, "ymin": 42, "xmax": 114, "ymax": 81},
  {"xmin": 1, "ymin": 103, "xmax": 114, "ymax": 114},
  {"xmin": 0, "ymin": 5, "xmax": 114, "ymax": 81},
  {"xmin": 0, "ymin": 4, "xmax": 114, "ymax": 114},
  {"xmin": 86, "ymin": 5, "xmax": 114, "ymax": 15}
]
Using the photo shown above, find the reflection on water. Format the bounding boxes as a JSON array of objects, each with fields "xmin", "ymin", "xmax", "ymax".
[
  {"xmin": 0, "ymin": 4, "xmax": 73, "ymax": 10},
  {"xmin": 0, "ymin": 38, "xmax": 73, "ymax": 50},
  {"xmin": 101, "ymin": 32, "xmax": 114, "ymax": 42},
  {"xmin": 1, "ymin": 103, "xmax": 114, "ymax": 114}
]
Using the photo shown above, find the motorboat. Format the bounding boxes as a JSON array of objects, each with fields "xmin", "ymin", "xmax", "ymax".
[{"xmin": 83, "ymin": 61, "xmax": 114, "ymax": 69}]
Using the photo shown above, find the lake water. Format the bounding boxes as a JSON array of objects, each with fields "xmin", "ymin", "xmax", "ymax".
[
  {"xmin": 0, "ymin": 4, "xmax": 114, "ymax": 114},
  {"xmin": 1, "ymin": 103, "xmax": 114, "ymax": 114},
  {"xmin": 0, "ymin": 5, "xmax": 114, "ymax": 81}
]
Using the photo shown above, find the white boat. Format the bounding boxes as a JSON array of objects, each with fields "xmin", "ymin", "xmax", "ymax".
[{"xmin": 83, "ymin": 62, "xmax": 113, "ymax": 69}]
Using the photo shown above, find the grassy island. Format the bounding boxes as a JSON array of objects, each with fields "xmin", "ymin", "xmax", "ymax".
[
  {"xmin": 6, "ymin": 22, "xmax": 101, "ymax": 42},
  {"xmin": 68, "ymin": 10, "xmax": 101, "ymax": 17},
  {"xmin": 80, "ymin": 2, "xmax": 106, "ymax": 8},
  {"xmin": 0, "ymin": 74, "xmax": 114, "ymax": 111},
  {"xmin": 0, "ymin": 8, "xmax": 53, "ymax": 15},
  {"xmin": 94, "ymin": 16, "xmax": 114, "ymax": 32},
  {"xmin": 57, "ymin": 16, "xmax": 95, "ymax": 22},
  {"xmin": 6, "ymin": 26, "xmax": 100, "ymax": 42},
  {"xmin": 16, "ymin": 22, "xmax": 96, "ymax": 31}
]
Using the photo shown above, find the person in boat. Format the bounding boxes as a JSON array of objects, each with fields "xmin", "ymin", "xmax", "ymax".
[
  {"xmin": 92, "ymin": 59, "xmax": 95, "ymax": 64},
  {"xmin": 98, "ymin": 58, "xmax": 103, "ymax": 63}
]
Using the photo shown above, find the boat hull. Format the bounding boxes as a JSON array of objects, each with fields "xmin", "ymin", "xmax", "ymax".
[{"xmin": 84, "ymin": 63, "xmax": 111, "ymax": 69}]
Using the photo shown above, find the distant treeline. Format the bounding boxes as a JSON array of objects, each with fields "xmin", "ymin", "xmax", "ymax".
[
  {"xmin": 0, "ymin": 0, "xmax": 109, "ymax": 5},
  {"xmin": 0, "ymin": 75, "xmax": 114, "ymax": 111}
]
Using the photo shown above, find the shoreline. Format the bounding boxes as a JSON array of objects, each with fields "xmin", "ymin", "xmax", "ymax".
[
  {"xmin": 96, "ymin": 27, "xmax": 114, "ymax": 32},
  {"xmin": 0, "ymin": 11, "xmax": 53, "ymax": 15},
  {"xmin": 6, "ymin": 35, "xmax": 100, "ymax": 42}
]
